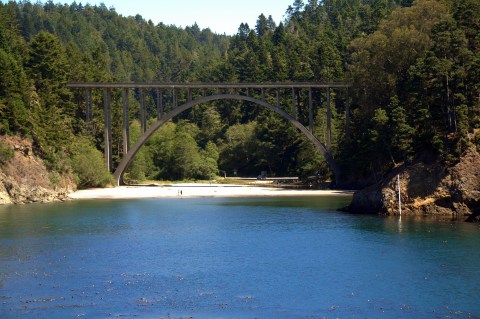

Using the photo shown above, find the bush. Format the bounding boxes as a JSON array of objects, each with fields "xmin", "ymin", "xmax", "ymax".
[
  {"xmin": 124, "ymin": 151, "xmax": 148, "ymax": 183},
  {"xmin": 70, "ymin": 137, "xmax": 112, "ymax": 188},
  {"xmin": 0, "ymin": 140, "xmax": 14, "ymax": 165},
  {"xmin": 474, "ymin": 132, "xmax": 480, "ymax": 152}
]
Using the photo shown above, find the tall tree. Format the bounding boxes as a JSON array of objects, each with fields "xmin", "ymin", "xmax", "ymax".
[{"xmin": 26, "ymin": 32, "xmax": 74, "ymax": 170}]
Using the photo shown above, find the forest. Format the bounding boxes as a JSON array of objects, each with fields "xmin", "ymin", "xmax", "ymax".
[{"xmin": 0, "ymin": 0, "xmax": 478, "ymax": 188}]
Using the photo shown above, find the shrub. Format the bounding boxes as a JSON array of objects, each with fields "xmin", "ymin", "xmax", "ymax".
[
  {"xmin": 0, "ymin": 140, "xmax": 14, "ymax": 165},
  {"xmin": 474, "ymin": 132, "xmax": 480, "ymax": 152},
  {"xmin": 70, "ymin": 137, "xmax": 112, "ymax": 188}
]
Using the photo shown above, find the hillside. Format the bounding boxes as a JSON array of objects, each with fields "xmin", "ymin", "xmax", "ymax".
[{"xmin": 0, "ymin": 136, "xmax": 75, "ymax": 204}]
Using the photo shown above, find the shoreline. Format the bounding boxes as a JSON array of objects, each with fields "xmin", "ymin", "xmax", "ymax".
[{"xmin": 68, "ymin": 183, "xmax": 354, "ymax": 200}]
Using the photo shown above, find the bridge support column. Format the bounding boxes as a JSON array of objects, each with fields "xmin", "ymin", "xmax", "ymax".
[
  {"xmin": 345, "ymin": 88, "xmax": 350, "ymax": 143},
  {"xmin": 326, "ymin": 87, "xmax": 332, "ymax": 152},
  {"xmin": 85, "ymin": 88, "xmax": 92, "ymax": 122},
  {"xmin": 173, "ymin": 88, "xmax": 177, "ymax": 108},
  {"xmin": 140, "ymin": 89, "xmax": 146, "ymax": 133},
  {"xmin": 309, "ymin": 88, "xmax": 314, "ymax": 133},
  {"xmin": 291, "ymin": 88, "xmax": 296, "ymax": 120},
  {"xmin": 156, "ymin": 88, "xmax": 163, "ymax": 119},
  {"xmin": 122, "ymin": 88, "xmax": 130, "ymax": 155},
  {"xmin": 103, "ymin": 88, "xmax": 112, "ymax": 172}
]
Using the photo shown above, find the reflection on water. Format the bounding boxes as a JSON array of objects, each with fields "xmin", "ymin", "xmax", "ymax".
[{"xmin": 0, "ymin": 196, "xmax": 479, "ymax": 319}]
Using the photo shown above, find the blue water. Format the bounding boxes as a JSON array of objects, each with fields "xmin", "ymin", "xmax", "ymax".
[{"xmin": 0, "ymin": 196, "xmax": 479, "ymax": 318}]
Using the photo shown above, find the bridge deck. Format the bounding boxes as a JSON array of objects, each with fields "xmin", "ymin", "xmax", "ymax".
[{"xmin": 67, "ymin": 82, "xmax": 350, "ymax": 89}]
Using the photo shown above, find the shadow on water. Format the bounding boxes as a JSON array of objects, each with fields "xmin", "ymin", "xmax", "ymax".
[
  {"xmin": 0, "ymin": 200, "xmax": 140, "ymax": 240},
  {"xmin": 351, "ymin": 213, "xmax": 480, "ymax": 236},
  {"xmin": 210, "ymin": 195, "xmax": 353, "ymax": 212}
]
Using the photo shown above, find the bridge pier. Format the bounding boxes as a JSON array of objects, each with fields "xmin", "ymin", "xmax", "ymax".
[
  {"xmin": 309, "ymin": 88, "xmax": 313, "ymax": 133},
  {"xmin": 326, "ymin": 87, "xmax": 332, "ymax": 152},
  {"xmin": 122, "ymin": 88, "xmax": 130, "ymax": 155},
  {"xmin": 85, "ymin": 88, "xmax": 92, "ymax": 123},
  {"xmin": 103, "ymin": 88, "xmax": 112, "ymax": 172},
  {"xmin": 345, "ymin": 88, "xmax": 350, "ymax": 143},
  {"xmin": 291, "ymin": 88, "xmax": 296, "ymax": 120},
  {"xmin": 173, "ymin": 88, "xmax": 177, "ymax": 108},
  {"xmin": 156, "ymin": 88, "xmax": 162, "ymax": 119},
  {"xmin": 139, "ymin": 89, "xmax": 147, "ymax": 133}
]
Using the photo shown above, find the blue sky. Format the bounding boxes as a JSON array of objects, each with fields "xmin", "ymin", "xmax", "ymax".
[
  {"xmin": 98, "ymin": 0, "xmax": 294, "ymax": 35},
  {"xmin": 2, "ymin": 0, "xmax": 295, "ymax": 35}
]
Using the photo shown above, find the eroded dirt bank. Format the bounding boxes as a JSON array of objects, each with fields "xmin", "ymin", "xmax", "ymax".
[{"xmin": 0, "ymin": 136, "xmax": 75, "ymax": 204}]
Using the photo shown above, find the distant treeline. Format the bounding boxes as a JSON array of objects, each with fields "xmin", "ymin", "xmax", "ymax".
[{"xmin": 0, "ymin": 0, "xmax": 478, "ymax": 186}]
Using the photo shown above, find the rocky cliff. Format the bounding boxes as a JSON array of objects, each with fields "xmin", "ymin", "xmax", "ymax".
[
  {"xmin": 0, "ymin": 136, "xmax": 76, "ymax": 205},
  {"xmin": 345, "ymin": 146, "xmax": 480, "ymax": 222}
]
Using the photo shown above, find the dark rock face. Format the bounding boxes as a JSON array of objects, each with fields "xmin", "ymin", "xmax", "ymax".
[
  {"xmin": 466, "ymin": 207, "xmax": 480, "ymax": 222},
  {"xmin": 345, "ymin": 147, "xmax": 480, "ymax": 221},
  {"xmin": 0, "ymin": 136, "xmax": 75, "ymax": 205},
  {"xmin": 347, "ymin": 184, "xmax": 384, "ymax": 213}
]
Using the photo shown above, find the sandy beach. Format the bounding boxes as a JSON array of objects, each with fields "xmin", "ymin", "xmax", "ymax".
[{"xmin": 68, "ymin": 183, "xmax": 353, "ymax": 200}]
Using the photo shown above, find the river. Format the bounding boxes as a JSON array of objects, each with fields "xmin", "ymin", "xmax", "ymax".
[{"xmin": 0, "ymin": 196, "xmax": 479, "ymax": 318}]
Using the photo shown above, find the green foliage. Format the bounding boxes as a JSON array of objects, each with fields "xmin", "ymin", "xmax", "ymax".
[
  {"xmin": 204, "ymin": 141, "xmax": 219, "ymax": 162},
  {"xmin": 70, "ymin": 137, "xmax": 112, "ymax": 188},
  {"xmin": 0, "ymin": 140, "xmax": 14, "ymax": 165},
  {"xmin": 0, "ymin": 48, "xmax": 29, "ymax": 135},
  {"xmin": 219, "ymin": 122, "xmax": 258, "ymax": 175},
  {"xmin": 147, "ymin": 121, "xmax": 177, "ymax": 179},
  {"xmin": 124, "ymin": 120, "xmax": 149, "ymax": 183},
  {"xmin": 29, "ymin": 95, "xmax": 73, "ymax": 171},
  {"xmin": 125, "ymin": 151, "xmax": 148, "ymax": 183},
  {"xmin": 349, "ymin": 0, "xmax": 449, "ymax": 108},
  {"xmin": 390, "ymin": 98, "xmax": 414, "ymax": 161},
  {"xmin": 125, "ymin": 120, "xmax": 219, "ymax": 181},
  {"xmin": 347, "ymin": 0, "xmax": 479, "ymax": 177},
  {"xmin": 294, "ymin": 139, "xmax": 331, "ymax": 179},
  {"xmin": 170, "ymin": 123, "xmax": 219, "ymax": 180},
  {"xmin": 170, "ymin": 131, "xmax": 201, "ymax": 180},
  {"xmin": 474, "ymin": 132, "xmax": 480, "ymax": 152},
  {"xmin": 199, "ymin": 107, "xmax": 224, "ymax": 144},
  {"xmin": 254, "ymin": 114, "xmax": 301, "ymax": 176},
  {"xmin": 27, "ymin": 32, "xmax": 69, "ymax": 94}
]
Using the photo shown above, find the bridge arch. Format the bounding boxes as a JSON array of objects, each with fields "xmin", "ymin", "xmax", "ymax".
[{"xmin": 113, "ymin": 94, "xmax": 340, "ymax": 186}]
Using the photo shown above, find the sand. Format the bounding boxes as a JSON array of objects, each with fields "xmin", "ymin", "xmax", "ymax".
[{"xmin": 68, "ymin": 183, "xmax": 353, "ymax": 200}]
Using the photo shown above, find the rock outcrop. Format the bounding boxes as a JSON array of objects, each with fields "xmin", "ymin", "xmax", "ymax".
[
  {"xmin": 345, "ymin": 146, "xmax": 480, "ymax": 221},
  {"xmin": 0, "ymin": 136, "xmax": 76, "ymax": 205}
]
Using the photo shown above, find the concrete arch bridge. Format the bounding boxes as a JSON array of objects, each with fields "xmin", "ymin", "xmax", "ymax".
[{"xmin": 67, "ymin": 82, "xmax": 351, "ymax": 186}]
